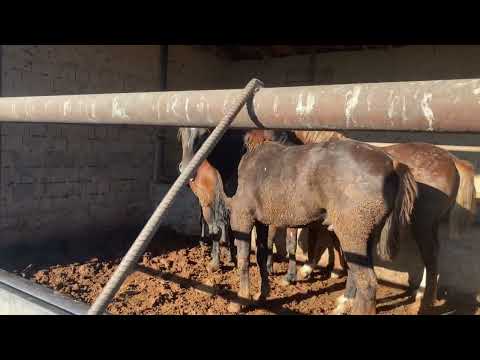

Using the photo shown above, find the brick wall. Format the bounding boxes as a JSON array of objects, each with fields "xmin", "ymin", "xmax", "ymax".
[{"xmin": 0, "ymin": 45, "xmax": 162, "ymax": 250}]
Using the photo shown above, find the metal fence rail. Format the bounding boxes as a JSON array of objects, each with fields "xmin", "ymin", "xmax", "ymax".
[{"xmin": 0, "ymin": 78, "xmax": 480, "ymax": 132}]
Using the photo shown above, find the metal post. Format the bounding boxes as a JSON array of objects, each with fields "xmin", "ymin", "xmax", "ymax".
[{"xmin": 87, "ymin": 78, "xmax": 264, "ymax": 315}]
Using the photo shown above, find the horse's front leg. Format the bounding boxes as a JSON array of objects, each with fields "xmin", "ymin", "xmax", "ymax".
[
  {"xmin": 228, "ymin": 220, "xmax": 254, "ymax": 313},
  {"xmin": 254, "ymin": 222, "xmax": 271, "ymax": 303},
  {"xmin": 200, "ymin": 216, "xmax": 209, "ymax": 247},
  {"xmin": 266, "ymin": 225, "xmax": 277, "ymax": 275},
  {"xmin": 281, "ymin": 228, "xmax": 298, "ymax": 286},
  {"xmin": 207, "ymin": 229, "xmax": 221, "ymax": 273}
]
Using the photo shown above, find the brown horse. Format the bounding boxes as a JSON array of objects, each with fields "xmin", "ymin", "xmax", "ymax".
[
  {"xmin": 180, "ymin": 128, "xmax": 342, "ymax": 280},
  {"xmin": 178, "ymin": 128, "xmax": 244, "ymax": 272},
  {"xmin": 292, "ymin": 130, "xmax": 477, "ymax": 312},
  {"xmin": 244, "ymin": 131, "xmax": 347, "ymax": 285},
  {"xmin": 190, "ymin": 130, "xmax": 418, "ymax": 314}
]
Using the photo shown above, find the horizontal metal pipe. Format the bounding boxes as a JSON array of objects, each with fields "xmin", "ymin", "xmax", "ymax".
[
  {"xmin": 1, "ymin": 78, "xmax": 480, "ymax": 132},
  {"xmin": 369, "ymin": 143, "xmax": 480, "ymax": 153}
]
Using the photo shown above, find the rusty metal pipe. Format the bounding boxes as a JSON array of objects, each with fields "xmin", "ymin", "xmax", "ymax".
[{"xmin": 1, "ymin": 78, "xmax": 480, "ymax": 132}]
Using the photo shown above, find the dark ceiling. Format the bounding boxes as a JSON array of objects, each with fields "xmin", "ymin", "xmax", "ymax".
[{"xmin": 205, "ymin": 45, "xmax": 404, "ymax": 61}]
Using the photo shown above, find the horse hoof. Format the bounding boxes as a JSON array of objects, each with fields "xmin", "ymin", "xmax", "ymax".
[
  {"xmin": 280, "ymin": 276, "xmax": 296, "ymax": 287},
  {"xmin": 333, "ymin": 271, "xmax": 348, "ymax": 279},
  {"xmin": 329, "ymin": 308, "xmax": 346, "ymax": 315},
  {"xmin": 330, "ymin": 271, "xmax": 340, "ymax": 279},
  {"xmin": 253, "ymin": 288, "xmax": 270, "ymax": 303},
  {"xmin": 330, "ymin": 304, "xmax": 349, "ymax": 315},
  {"xmin": 331, "ymin": 295, "xmax": 353, "ymax": 315},
  {"xmin": 298, "ymin": 265, "xmax": 313, "ymax": 280},
  {"xmin": 336, "ymin": 295, "xmax": 348, "ymax": 305},
  {"xmin": 414, "ymin": 288, "xmax": 423, "ymax": 300},
  {"xmin": 267, "ymin": 264, "xmax": 274, "ymax": 276},
  {"xmin": 207, "ymin": 261, "xmax": 220, "ymax": 273},
  {"xmin": 253, "ymin": 292, "xmax": 266, "ymax": 303},
  {"xmin": 227, "ymin": 302, "xmax": 242, "ymax": 313}
]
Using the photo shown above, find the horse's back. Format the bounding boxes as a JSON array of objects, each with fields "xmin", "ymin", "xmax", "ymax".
[
  {"xmin": 236, "ymin": 140, "xmax": 397, "ymax": 226},
  {"xmin": 382, "ymin": 142, "xmax": 458, "ymax": 197}
]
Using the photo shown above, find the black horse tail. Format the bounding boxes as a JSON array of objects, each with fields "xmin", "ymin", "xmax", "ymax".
[{"xmin": 377, "ymin": 161, "xmax": 418, "ymax": 262}]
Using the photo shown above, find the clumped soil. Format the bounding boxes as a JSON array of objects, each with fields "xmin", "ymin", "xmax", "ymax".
[{"xmin": 7, "ymin": 230, "xmax": 479, "ymax": 315}]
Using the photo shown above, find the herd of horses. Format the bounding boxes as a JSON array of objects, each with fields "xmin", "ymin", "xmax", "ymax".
[{"xmin": 177, "ymin": 126, "xmax": 477, "ymax": 315}]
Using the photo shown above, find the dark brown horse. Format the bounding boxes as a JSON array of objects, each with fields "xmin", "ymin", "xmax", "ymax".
[
  {"xmin": 292, "ymin": 130, "xmax": 477, "ymax": 312},
  {"xmin": 189, "ymin": 130, "xmax": 418, "ymax": 314}
]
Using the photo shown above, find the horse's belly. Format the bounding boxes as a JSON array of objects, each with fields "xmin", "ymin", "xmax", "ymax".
[{"xmin": 256, "ymin": 196, "xmax": 324, "ymax": 227}]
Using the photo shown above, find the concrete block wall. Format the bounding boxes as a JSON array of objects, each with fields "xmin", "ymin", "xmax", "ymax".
[{"xmin": 0, "ymin": 45, "xmax": 162, "ymax": 251}]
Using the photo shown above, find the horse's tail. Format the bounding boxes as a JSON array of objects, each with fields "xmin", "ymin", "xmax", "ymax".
[
  {"xmin": 449, "ymin": 157, "xmax": 477, "ymax": 240},
  {"xmin": 377, "ymin": 161, "xmax": 418, "ymax": 262}
]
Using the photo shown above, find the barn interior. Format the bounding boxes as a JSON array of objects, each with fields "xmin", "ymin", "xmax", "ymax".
[{"xmin": 0, "ymin": 45, "xmax": 479, "ymax": 314}]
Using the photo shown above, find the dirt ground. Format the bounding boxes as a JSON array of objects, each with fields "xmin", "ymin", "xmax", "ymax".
[{"xmin": 8, "ymin": 230, "xmax": 480, "ymax": 315}]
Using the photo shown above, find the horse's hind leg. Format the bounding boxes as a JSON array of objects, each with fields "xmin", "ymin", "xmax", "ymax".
[
  {"xmin": 332, "ymin": 225, "xmax": 377, "ymax": 315},
  {"xmin": 254, "ymin": 222, "xmax": 271, "ymax": 302},
  {"xmin": 226, "ymin": 225, "xmax": 237, "ymax": 266},
  {"xmin": 349, "ymin": 263, "xmax": 376, "ymax": 315},
  {"xmin": 413, "ymin": 220, "xmax": 440, "ymax": 311},
  {"xmin": 299, "ymin": 227, "xmax": 326, "ymax": 280},
  {"xmin": 332, "ymin": 269, "xmax": 356, "ymax": 315},
  {"xmin": 281, "ymin": 228, "xmax": 298, "ymax": 286}
]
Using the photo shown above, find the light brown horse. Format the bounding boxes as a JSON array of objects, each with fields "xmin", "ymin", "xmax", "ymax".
[{"xmin": 292, "ymin": 130, "xmax": 477, "ymax": 312}]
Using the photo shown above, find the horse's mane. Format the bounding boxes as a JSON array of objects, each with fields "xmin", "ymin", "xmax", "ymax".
[
  {"xmin": 294, "ymin": 130, "xmax": 348, "ymax": 144},
  {"xmin": 177, "ymin": 128, "xmax": 182, "ymax": 142},
  {"xmin": 177, "ymin": 127, "xmax": 198, "ymax": 144},
  {"xmin": 244, "ymin": 130, "xmax": 299, "ymax": 153},
  {"xmin": 244, "ymin": 130, "xmax": 270, "ymax": 152}
]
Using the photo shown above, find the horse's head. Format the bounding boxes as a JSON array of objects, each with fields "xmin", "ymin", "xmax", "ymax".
[
  {"xmin": 177, "ymin": 127, "xmax": 210, "ymax": 175},
  {"xmin": 189, "ymin": 160, "xmax": 228, "ymax": 234}
]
